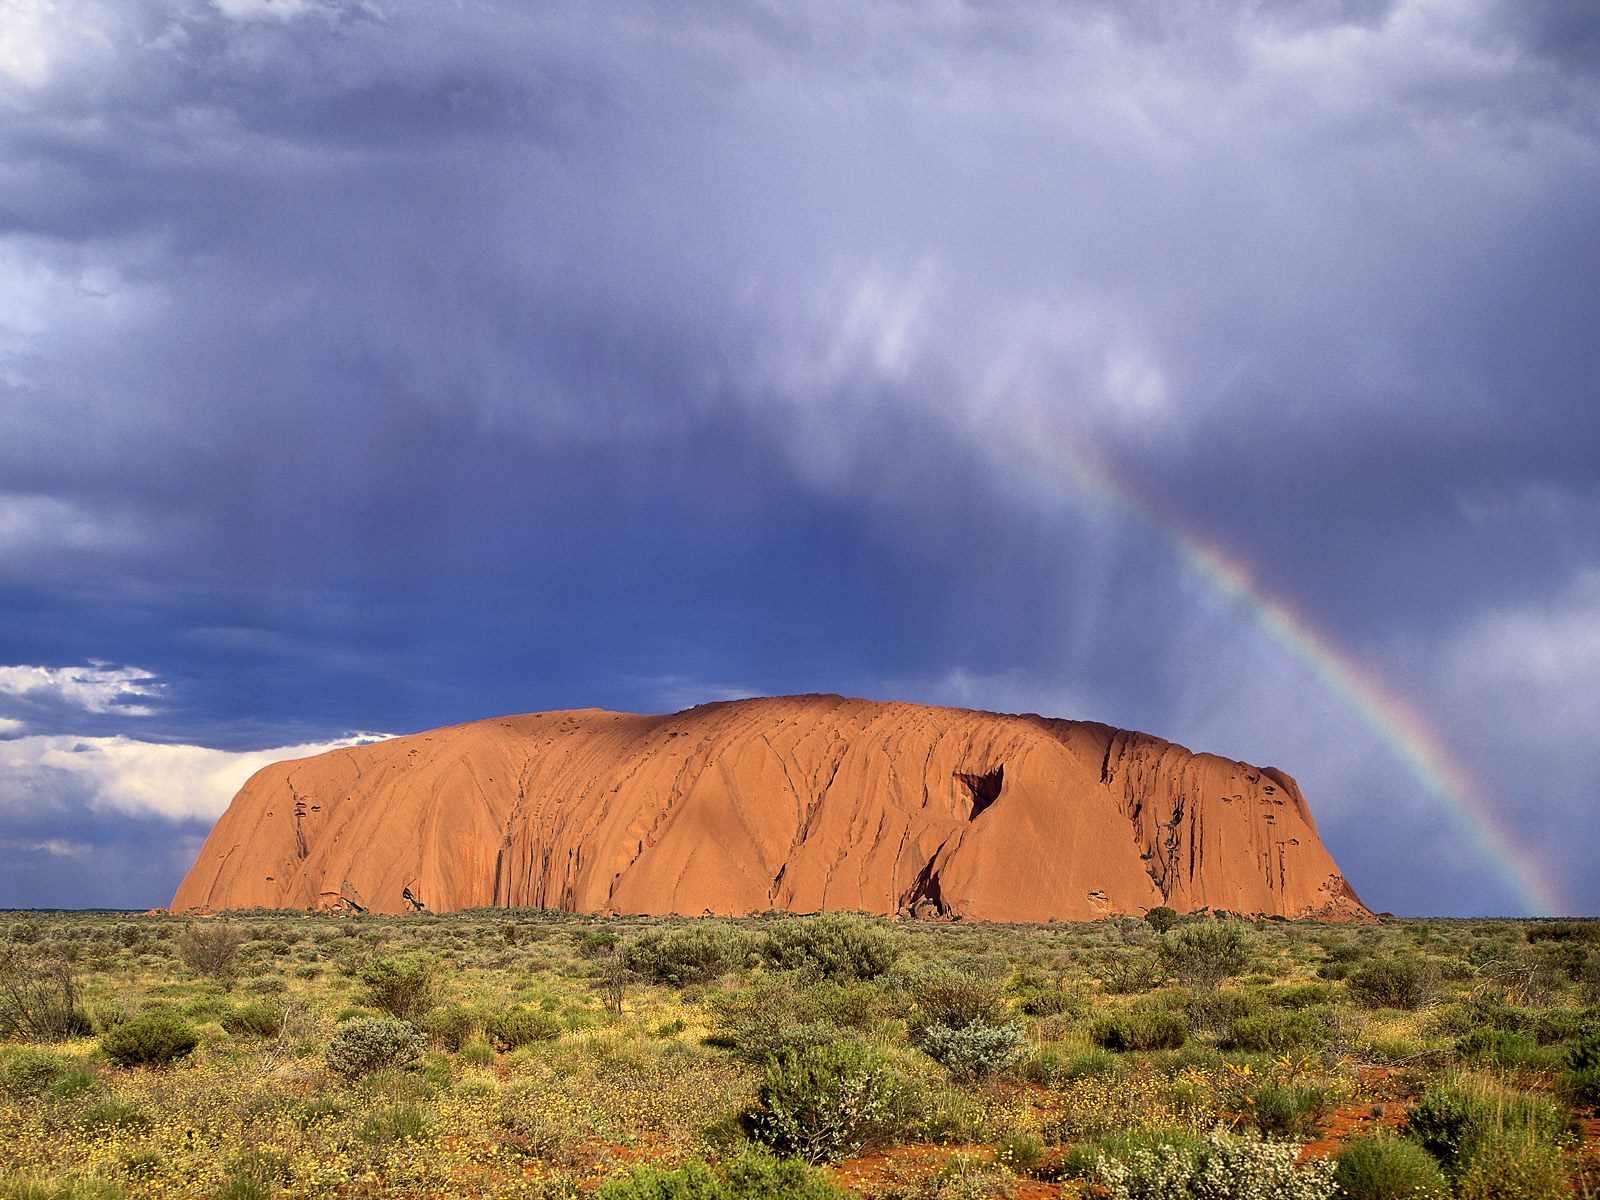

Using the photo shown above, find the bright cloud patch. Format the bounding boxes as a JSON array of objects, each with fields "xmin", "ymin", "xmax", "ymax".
[
  {"xmin": 0, "ymin": 837, "xmax": 90, "ymax": 857},
  {"xmin": 0, "ymin": 662, "xmax": 162, "ymax": 716},
  {"xmin": 0, "ymin": 733, "xmax": 390, "ymax": 822}
]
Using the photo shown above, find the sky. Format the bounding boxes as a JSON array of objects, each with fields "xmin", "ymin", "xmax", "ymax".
[{"xmin": 1, "ymin": 0, "xmax": 1597, "ymax": 915}]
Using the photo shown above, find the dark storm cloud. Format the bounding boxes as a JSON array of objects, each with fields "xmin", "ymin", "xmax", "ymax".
[{"xmin": 1, "ymin": 0, "xmax": 1596, "ymax": 913}]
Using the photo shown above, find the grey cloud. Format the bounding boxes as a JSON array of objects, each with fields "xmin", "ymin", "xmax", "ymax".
[{"xmin": 0, "ymin": 0, "xmax": 1596, "ymax": 912}]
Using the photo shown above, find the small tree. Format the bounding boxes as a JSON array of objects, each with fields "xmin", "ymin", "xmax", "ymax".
[
  {"xmin": 0, "ymin": 949, "xmax": 90, "ymax": 1042},
  {"xmin": 177, "ymin": 923, "xmax": 246, "ymax": 986},
  {"xmin": 1159, "ymin": 920, "xmax": 1253, "ymax": 991},
  {"xmin": 358, "ymin": 955, "xmax": 440, "ymax": 1021},
  {"xmin": 1144, "ymin": 907, "xmax": 1179, "ymax": 934}
]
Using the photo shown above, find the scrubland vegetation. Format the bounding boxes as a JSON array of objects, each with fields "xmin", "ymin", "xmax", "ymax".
[{"xmin": 0, "ymin": 909, "xmax": 1596, "ymax": 1199}]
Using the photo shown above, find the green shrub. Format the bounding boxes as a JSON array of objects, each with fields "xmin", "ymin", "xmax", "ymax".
[
  {"xmin": 0, "ymin": 1050, "xmax": 69, "ymax": 1098},
  {"xmin": 707, "ymin": 977, "xmax": 883, "ymax": 1063},
  {"xmin": 1567, "ymin": 1027, "xmax": 1600, "ymax": 1072},
  {"xmin": 1455, "ymin": 1028, "xmax": 1558, "ymax": 1070},
  {"xmin": 1144, "ymin": 907, "xmax": 1179, "ymax": 934},
  {"xmin": 1403, "ymin": 1079, "xmax": 1569, "ymax": 1175},
  {"xmin": 1224, "ymin": 1009, "xmax": 1325, "ymax": 1054},
  {"xmin": 219, "ymin": 1150, "xmax": 292, "ymax": 1200},
  {"xmin": 79, "ymin": 1097, "xmax": 152, "ymax": 1133},
  {"xmin": 744, "ymin": 1043, "xmax": 906, "ymax": 1164},
  {"xmin": 907, "ymin": 969, "xmax": 1006, "ymax": 1036},
  {"xmin": 1332, "ymin": 1134, "xmax": 1448, "ymax": 1199},
  {"xmin": 359, "ymin": 1105, "xmax": 431, "ymax": 1144},
  {"xmin": 323, "ymin": 1017, "xmax": 425, "ymax": 1079},
  {"xmin": 920, "ymin": 1020, "xmax": 1026, "ymax": 1082},
  {"xmin": 1525, "ymin": 920, "xmax": 1600, "ymax": 944},
  {"xmin": 1091, "ymin": 1009, "xmax": 1189, "ymax": 1052},
  {"xmin": 1090, "ymin": 1128, "xmax": 1335, "ymax": 1200},
  {"xmin": 176, "ymin": 923, "xmax": 245, "ymax": 984},
  {"xmin": 220, "ymin": 1001, "xmax": 285, "ymax": 1040},
  {"xmin": 1159, "ymin": 921, "xmax": 1254, "ymax": 991},
  {"xmin": 1453, "ymin": 1127, "xmax": 1569, "ymax": 1200},
  {"xmin": 486, "ymin": 1007, "xmax": 562, "ymax": 1050},
  {"xmin": 761, "ymin": 915, "xmax": 900, "ymax": 982},
  {"xmin": 46, "ymin": 1067, "xmax": 98, "ymax": 1100},
  {"xmin": 424, "ymin": 1004, "xmax": 477, "ymax": 1052},
  {"xmin": 624, "ymin": 925, "xmax": 755, "ymax": 987},
  {"xmin": 99, "ymin": 1011, "xmax": 198, "ymax": 1068},
  {"xmin": 1016, "ymin": 986, "xmax": 1082, "ymax": 1017},
  {"xmin": 0, "ymin": 951, "xmax": 91, "ymax": 1042},
  {"xmin": 597, "ymin": 1152, "xmax": 844, "ymax": 1199},
  {"xmin": 1568, "ymin": 1066, "xmax": 1600, "ymax": 1108},
  {"xmin": 1093, "ymin": 950, "xmax": 1164, "ymax": 995},
  {"xmin": 294, "ymin": 1096, "xmax": 344, "ymax": 1128},
  {"xmin": 357, "ymin": 956, "xmax": 440, "ymax": 1021},
  {"xmin": 1240, "ymin": 1083, "xmax": 1326, "ymax": 1140},
  {"xmin": 1349, "ymin": 956, "xmax": 1438, "ymax": 1010}
]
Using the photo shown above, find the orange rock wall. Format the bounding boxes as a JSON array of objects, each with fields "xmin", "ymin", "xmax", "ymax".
[{"xmin": 172, "ymin": 695, "xmax": 1367, "ymax": 920}]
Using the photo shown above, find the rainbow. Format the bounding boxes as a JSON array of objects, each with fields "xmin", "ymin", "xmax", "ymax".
[{"xmin": 1001, "ymin": 411, "xmax": 1563, "ymax": 917}]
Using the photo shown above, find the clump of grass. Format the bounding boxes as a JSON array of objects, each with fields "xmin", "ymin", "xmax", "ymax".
[{"xmin": 1333, "ymin": 1134, "xmax": 1448, "ymax": 1199}]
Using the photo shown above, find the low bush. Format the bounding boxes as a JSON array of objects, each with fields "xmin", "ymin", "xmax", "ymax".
[
  {"xmin": 99, "ymin": 1011, "xmax": 198, "ymax": 1068},
  {"xmin": 1093, "ymin": 950, "xmax": 1164, "ymax": 995},
  {"xmin": 907, "ymin": 968, "xmax": 1006, "ymax": 1036},
  {"xmin": 1564, "ymin": 1028, "xmax": 1600, "ymax": 1107},
  {"xmin": 624, "ymin": 924, "xmax": 755, "ymax": 987},
  {"xmin": 1090, "ymin": 1128, "xmax": 1335, "ymax": 1200},
  {"xmin": 323, "ymin": 1017, "xmax": 425, "ymax": 1079},
  {"xmin": 1016, "ymin": 985, "xmax": 1083, "ymax": 1017},
  {"xmin": 597, "ymin": 1152, "xmax": 844, "ymax": 1200},
  {"xmin": 920, "ymin": 1020, "xmax": 1026, "ymax": 1082},
  {"xmin": 761, "ymin": 914, "xmax": 900, "ymax": 982},
  {"xmin": 486, "ymin": 1006, "xmax": 562, "ymax": 1050},
  {"xmin": 219, "ymin": 1149, "xmax": 292, "ymax": 1200},
  {"xmin": 357, "ymin": 956, "xmax": 440, "ymax": 1021},
  {"xmin": 744, "ymin": 1042, "xmax": 906, "ymax": 1164},
  {"xmin": 0, "ymin": 1050, "xmax": 69, "ymax": 1098},
  {"xmin": 1403, "ymin": 1078, "xmax": 1569, "ymax": 1175},
  {"xmin": 1455, "ymin": 1027, "xmax": 1558, "ymax": 1070},
  {"xmin": 424, "ymin": 1004, "xmax": 477, "ymax": 1052},
  {"xmin": 220, "ymin": 1001, "xmax": 285, "ymax": 1040},
  {"xmin": 1224, "ymin": 1009, "xmax": 1325, "ymax": 1054},
  {"xmin": 1349, "ymin": 956, "xmax": 1438, "ymax": 1010},
  {"xmin": 0, "ymin": 951, "xmax": 90, "ymax": 1042},
  {"xmin": 79, "ymin": 1097, "xmax": 152, "ymax": 1133},
  {"xmin": 1453, "ymin": 1127, "xmax": 1569, "ymax": 1200},
  {"xmin": 1091, "ymin": 1009, "xmax": 1189, "ymax": 1052},
  {"xmin": 707, "ymin": 977, "xmax": 884, "ymax": 1063},
  {"xmin": 1159, "ymin": 921, "xmax": 1254, "ymax": 991},
  {"xmin": 1239, "ymin": 1083, "xmax": 1327, "ymax": 1141},
  {"xmin": 1144, "ymin": 907, "xmax": 1179, "ymax": 933},
  {"xmin": 359, "ymin": 1105, "xmax": 431, "ymax": 1145},
  {"xmin": 176, "ymin": 923, "xmax": 245, "ymax": 984},
  {"xmin": 1332, "ymin": 1134, "xmax": 1448, "ymax": 1200}
]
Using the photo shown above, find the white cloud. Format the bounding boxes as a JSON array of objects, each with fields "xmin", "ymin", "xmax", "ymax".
[
  {"xmin": 0, "ymin": 662, "xmax": 162, "ymax": 715},
  {"xmin": 0, "ymin": 496, "xmax": 150, "ymax": 561},
  {"xmin": 0, "ymin": 732, "xmax": 392, "ymax": 822},
  {"xmin": 1443, "ymin": 570, "xmax": 1600, "ymax": 742},
  {"xmin": 0, "ymin": 837, "xmax": 89, "ymax": 858},
  {"xmin": 0, "ymin": 717, "xmax": 22, "ymax": 736},
  {"xmin": 211, "ymin": 0, "xmax": 316, "ymax": 22}
]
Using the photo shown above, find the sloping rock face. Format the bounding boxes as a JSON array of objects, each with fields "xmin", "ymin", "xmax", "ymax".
[{"xmin": 173, "ymin": 695, "xmax": 1368, "ymax": 921}]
